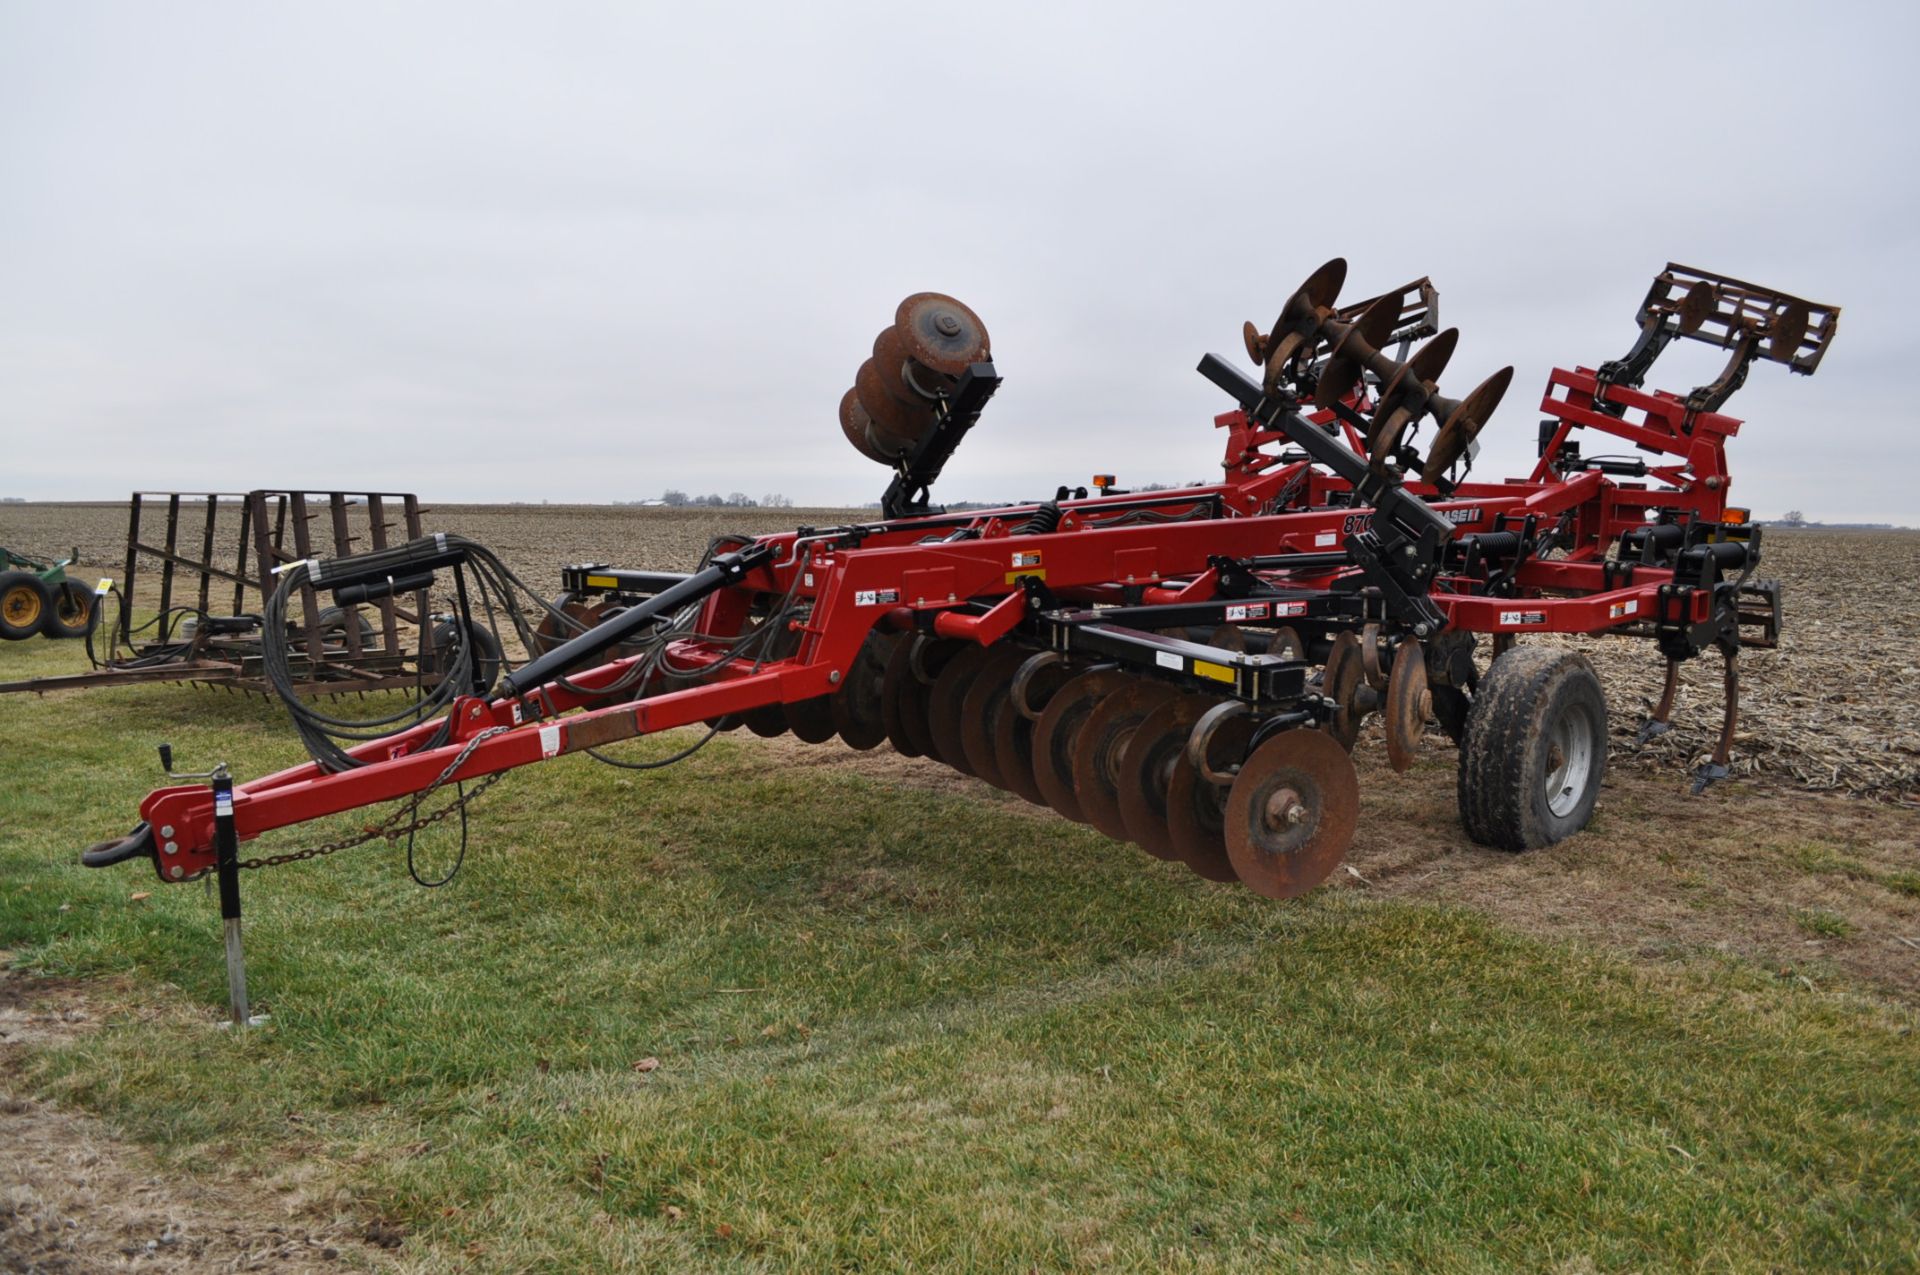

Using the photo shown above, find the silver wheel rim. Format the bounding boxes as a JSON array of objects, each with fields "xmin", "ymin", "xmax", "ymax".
[{"xmin": 1544, "ymin": 701, "xmax": 1596, "ymax": 819}]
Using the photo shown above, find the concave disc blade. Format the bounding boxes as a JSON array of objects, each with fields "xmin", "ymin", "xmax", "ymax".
[
  {"xmin": 840, "ymin": 388, "xmax": 891, "ymax": 464},
  {"xmin": 857, "ymin": 357, "xmax": 934, "ymax": 446},
  {"xmin": 1031, "ymin": 669, "xmax": 1132, "ymax": 823},
  {"xmin": 894, "ymin": 292, "xmax": 990, "ymax": 375},
  {"xmin": 744, "ymin": 704, "xmax": 789, "ymax": 738},
  {"xmin": 872, "ymin": 326, "xmax": 923, "ymax": 405},
  {"xmin": 1322, "ymin": 630, "xmax": 1365, "ymax": 752},
  {"xmin": 1402, "ymin": 326, "xmax": 1457, "ymax": 387},
  {"xmin": 926, "ymin": 642, "xmax": 998, "ymax": 774},
  {"xmin": 1314, "ymin": 291, "xmax": 1401, "ymax": 408},
  {"xmin": 1206, "ymin": 624, "xmax": 1248, "ymax": 653},
  {"xmin": 959, "ymin": 644, "xmax": 1031, "ymax": 789},
  {"xmin": 994, "ymin": 654, "xmax": 1072, "ymax": 805},
  {"xmin": 1768, "ymin": 301, "xmax": 1810, "ymax": 364},
  {"xmin": 881, "ymin": 634, "xmax": 951, "ymax": 758},
  {"xmin": 1383, "ymin": 639, "xmax": 1430, "ymax": 773},
  {"xmin": 1223, "ymin": 729, "xmax": 1360, "ymax": 900},
  {"xmin": 830, "ymin": 632, "xmax": 893, "ymax": 751},
  {"xmin": 1422, "ymin": 366, "xmax": 1513, "ymax": 480},
  {"xmin": 785, "ymin": 695, "xmax": 838, "ymax": 744},
  {"xmin": 1164, "ymin": 708, "xmax": 1253, "ymax": 881},
  {"xmin": 1070, "ymin": 680, "xmax": 1182, "ymax": 841},
  {"xmin": 1290, "ymin": 253, "xmax": 1351, "ymax": 312},
  {"xmin": 532, "ymin": 591, "xmax": 597, "ymax": 655},
  {"xmin": 1677, "ymin": 279, "xmax": 1717, "ymax": 333},
  {"xmin": 1117, "ymin": 694, "xmax": 1217, "ymax": 861}
]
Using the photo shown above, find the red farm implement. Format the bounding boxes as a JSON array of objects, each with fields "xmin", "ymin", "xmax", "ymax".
[{"xmin": 77, "ymin": 260, "xmax": 1837, "ymax": 1021}]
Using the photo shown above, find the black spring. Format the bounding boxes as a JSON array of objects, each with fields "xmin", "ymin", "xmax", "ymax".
[{"xmin": 1016, "ymin": 501, "xmax": 1062, "ymax": 536}]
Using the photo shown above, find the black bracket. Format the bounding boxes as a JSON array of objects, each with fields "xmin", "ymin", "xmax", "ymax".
[{"xmin": 882, "ymin": 361, "xmax": 1002, "ymax": 521}]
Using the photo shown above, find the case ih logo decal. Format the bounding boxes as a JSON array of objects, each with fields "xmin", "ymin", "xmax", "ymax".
[{"xmin": 1344, "ymin": 508, "xmax": 1479, "ymax": 535}]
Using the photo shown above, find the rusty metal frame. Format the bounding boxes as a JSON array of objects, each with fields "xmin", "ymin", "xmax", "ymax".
[{"xmin": 71, "ymin": 489, "xmax": 435, "ymax": 694}]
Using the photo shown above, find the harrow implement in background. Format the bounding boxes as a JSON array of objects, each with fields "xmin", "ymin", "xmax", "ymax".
[
  {"xmin": 0, "ymin": 489, "xmax": 489, "ymax": 697},
  {"xmin": 79, "ymin": 259, "xmax": 1840, "ymax": 1016}
]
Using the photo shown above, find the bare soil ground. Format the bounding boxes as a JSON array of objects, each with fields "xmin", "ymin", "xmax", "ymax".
[{"xmin": 0, "ymin": 969, "xmax": 362, "ymax": 1273}]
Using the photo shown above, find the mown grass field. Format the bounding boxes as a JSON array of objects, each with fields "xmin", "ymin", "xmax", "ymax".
[{"xmin": 3, "ymin": 628, "xmax": 1918, "ymax": 1273}]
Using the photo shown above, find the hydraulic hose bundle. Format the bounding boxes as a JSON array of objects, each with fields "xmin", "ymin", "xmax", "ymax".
[{"xmin": 262, "ymin": 532, "xmax": 794, "ymax": 776}]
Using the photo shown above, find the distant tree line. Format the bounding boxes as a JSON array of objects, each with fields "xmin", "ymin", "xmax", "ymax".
[{"xmin": 648, "ymin": 490, "xmax": 793, "ymax": 509}]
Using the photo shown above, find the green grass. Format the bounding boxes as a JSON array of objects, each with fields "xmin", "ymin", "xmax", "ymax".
[
  {"xmin": 3, "ymin": 635, "xmax": 1918, "ymax": 1271},
  {"xmin": 1794, "ymin": 909, "xmax": 1858, "ymax": 940}
]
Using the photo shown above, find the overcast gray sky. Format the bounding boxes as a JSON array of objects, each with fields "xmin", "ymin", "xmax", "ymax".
[{"xmin": 2, "ymin": 2, "xmax": 1913, "ymax": 522}]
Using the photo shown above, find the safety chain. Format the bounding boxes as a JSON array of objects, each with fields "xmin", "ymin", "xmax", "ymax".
[{"xmin": 236, "ymin": 726, "xmax": 511, "ymax": 870}]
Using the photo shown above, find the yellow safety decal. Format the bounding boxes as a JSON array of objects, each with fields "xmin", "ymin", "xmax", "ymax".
[
  {"xmin": 1005, "ymin": 568, "xmax": 1047, "ymax": 585},
  {"xmin": 585, "ymin": 574, "xmax": 619, "ymax": 589},
  {"xmin": 1193, "ymin": 659, "xmax": 1235, "ymax": 684}
]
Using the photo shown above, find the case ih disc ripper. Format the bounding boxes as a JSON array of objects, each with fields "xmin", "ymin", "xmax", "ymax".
[{"xmin": 83, "ymin": 260, "xmax": 1838, "ymax": 918}]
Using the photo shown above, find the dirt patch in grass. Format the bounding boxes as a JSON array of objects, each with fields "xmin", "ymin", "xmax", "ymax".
[{"xmin": 0, "ymin": 968, "xmax": 362, "ymax": 1273}]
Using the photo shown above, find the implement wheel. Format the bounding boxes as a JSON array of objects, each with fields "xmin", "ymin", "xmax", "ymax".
[
  {"xmin": 43, "ymin": 579, "xmax": 101, "ymax": 639},
  {"xmin": 0, "ymin": 572, "xmax": 51, "ymax": 640},
  {"xmin": 1457, "ymin": 647, "xmax": 1608, "ymax": 851}
]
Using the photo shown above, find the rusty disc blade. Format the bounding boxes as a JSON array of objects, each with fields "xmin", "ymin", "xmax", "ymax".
[
  {"xmin": 1206, "ymin": 624, "xmax": 1247, "ymax": 653},
  {"xmin": 1286, "ymin": 258, "xmax": 1346, "ymax": 322},
  {"xmin": 1031, "ymin": 668, "xmax": 1132, "ymax": 823},
  {"xmin": 1383, "ymin": 638, "xmax": 1430, "ymax": 773},
  {"xmin": 1314, "ymin": 291, "xmax": 1402, "ymax": 408},
  {"xmin": 1117, "ymin": 694, "xmax": 1216, "ymax": 860},
  {"xmin": 1768, "ymin": 301, "xmax": 1810, "ymax": 364},
  {"xmin": 1400, "ymin": 325, "xmax": 1457, "ymax": 389},
  {"xmin": 785, "ymin": 695, "xmax": 838, "ymax": 744},
  {"xmin": 1369, "ymin": 329, "xmax": 1458, "ymax": 466},
  {"xmin": 857, "ymin": 357, "xmax": 934, "ymax": 447},
  {"xmin": 1322, "ymin": 630, "xmax": 1365, "ymax": 751},
  {"xmin": 532, "ymin": 591, "xmax": 598, "ymax": 655},
  {"xmin": 1261, "ymin": 258, "xmax": 1347, "ymax": 391},
  {"xmin": 895, "ymin": 293, "xmax": 990, "ymax": 375},
  {"xmin": 1678, "ymin": 279, "xmax": 1717, "ymax": 334},
  {"xmin": 872, "ymin": 326, "xmax": 924, "ymax": 405},
  {"xmin": 926, "ymin": 642, "xmax": 997, "ymax": 774},
  {"xmin": 1366, "ymin": 408, "xmax": 1414, "ymax": 472},
  {"xmin": 1071, "ymin": 680, "xmax": 1182, "ymax": 841},
  {"xmin": 1422, "ymin": 366, "xmax": 1513, "ymax": 480},
  {"xmin": 1270, "ymin": 626, "xmax": 1305, "ymax": 661},
  {"xmin": 1242, "ymin": 319, "xmax": 1266, "ymax": 366},
  {"xmin": 831, "ymin": 632, "xmax": 893, "ymax": 751},
  {"xmin": 839, "ymin": 388, "xmax": 893, "ymax": 464},
  {"xmin": 1164, "ymin": 707, "xmax": 1252, "ymax": 882},
  {"xmin": 959, "ymin": 644, "xmax": 1030, "ymax": 789},
  {"xmin": 1224, "ymin": 728, "xmax": 1360, "ymax": 900}
]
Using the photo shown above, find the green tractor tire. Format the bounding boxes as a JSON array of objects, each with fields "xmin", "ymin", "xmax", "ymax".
[
  {"xmin": 43, "ymin": 578, "xmax": 101, "ymax": 639},
  {"xmin": 0, "ymin": 571, "xmax": 51, "ymax": 641}
]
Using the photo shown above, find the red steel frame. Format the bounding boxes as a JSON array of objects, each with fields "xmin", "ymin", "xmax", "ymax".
[{"xmin": 127, "ymin": 359, "xmax": 1751, "ymax": 882}]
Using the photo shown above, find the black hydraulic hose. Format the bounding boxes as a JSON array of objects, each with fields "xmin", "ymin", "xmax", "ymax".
[{"xmin": 499, "ymin": 545, "xmax": 771, "ymax": 699}]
